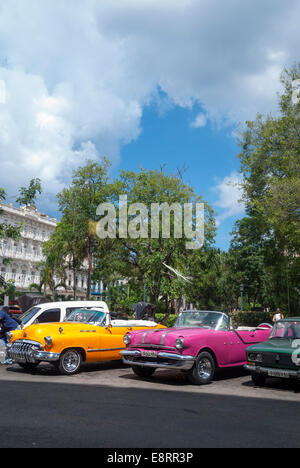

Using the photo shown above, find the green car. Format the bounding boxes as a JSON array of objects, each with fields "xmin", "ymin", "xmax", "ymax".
[{"xmin": 245, "ymin": 318, "xmax": 300, "ymax": 386}]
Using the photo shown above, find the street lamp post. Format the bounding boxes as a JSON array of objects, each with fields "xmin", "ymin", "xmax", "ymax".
[
  {"xmin": 143, "ymin": 276, "xmax": 146, "ymax": 302},
  {"xmin": 240, "ymin": 284, "xmax": 244, "ymax": 311}
]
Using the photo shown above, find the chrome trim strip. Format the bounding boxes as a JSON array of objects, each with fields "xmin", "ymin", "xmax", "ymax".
[
  {"xmin": 160, "ymin": 329, "xmax": 177, "ymax": 345},
  {"xmin": 160, "ymin": 330, "xmax": 169, "ymax": 345},
  {"xmin": 86, "ymin": 347, "xmax": 126, "ymax": 353},
  {"xmin": 120, "ymin": 350, "xmax": 141, "ymax": 357},
  {"xmin": 157, "ymin": 352, "xmax": 193, "ymax": 360},
  {"xmin": 121, "ymin": 351, "xmax": 195, "ymax": 371},
  {"xmin": 12, "ymin": 339, "xmax": 43, "ymax": 350},
  {"xmin": 141, "ymin": 331, "xmax": 148, "ymax": 344},
  {"xmin": 130, "ymin": 344, "xmax": 176, "ymax": 350},
  {"xmin": 245, "ymin": 364, "xmax": 300, "ymax": 378},
  {"xmin": 35, "ymin": 352, "xmax": 60, "ymax": 362}
]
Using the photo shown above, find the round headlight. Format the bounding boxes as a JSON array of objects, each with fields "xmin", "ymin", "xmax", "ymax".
[
  {"xmin": 175, "ymin": 338, "xmax": 184, "ymax": 350},
  {"xmin": 248, "ymin": 353, "xmax": 263, "ymax": 362},
  {"xmin": 123, "ymin": 333, "xmax": 131, "ymax": 345}
]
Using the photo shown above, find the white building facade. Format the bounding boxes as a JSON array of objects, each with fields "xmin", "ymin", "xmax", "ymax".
[{"xmin": 0, "ymin": 202, "xmax": 88, "ymax": 299}]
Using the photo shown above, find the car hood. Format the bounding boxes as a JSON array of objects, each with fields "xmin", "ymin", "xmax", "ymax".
[
  {"xmin": 129, "ymin": 327, "xmax": 216, "ymax": 348},
  {"xmin": 247, "ymin": 339, "xmax": 295, "ymax": 354},
  {"xmin": 15, "ymin": 322, "xmax": 98, "ymax": 343}
]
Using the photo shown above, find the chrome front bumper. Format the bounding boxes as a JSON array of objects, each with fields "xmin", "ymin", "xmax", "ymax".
[
  {"xmin": 245, "ymin": 364, "xmax": 300, "ymax": 379},
  {"xmin": 7, "ymin": 340, "xmax": 60, "ymax": 364},
  {"xmin": 121, "ymin": 350, "xmax": 195, "ymax": 371}
]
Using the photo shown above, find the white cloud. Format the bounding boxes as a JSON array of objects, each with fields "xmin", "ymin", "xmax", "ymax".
[
  {"xmin": 191, "ymin": 113, "xmax": 207, "ymax": 128},
  {"xmin": 213, "ymin": 172, "xmax": 245, "ymax": 226},
  {"xmin": 0, "ymin": 0, "xmax": 299, "ymax": 204}
]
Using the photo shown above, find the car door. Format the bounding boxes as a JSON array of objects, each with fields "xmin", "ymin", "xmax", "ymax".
[
  {"xmin": 228, "ymin": 328, "xmax": 270, "ymax": 364},
  {"xmin": 227, "ymin": 330, "xmax": 248, "ymax": 364},
  {"xmin": 84, "ymin": 325, "xmax": 125, "ymax": 362},
  {"xmin": 106, "ymin": 324, "xmax": 135, "ymax": 355}
]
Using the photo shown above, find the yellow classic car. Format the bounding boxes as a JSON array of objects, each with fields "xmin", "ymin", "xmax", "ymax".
[{"xmin": 7, "ymin": 308, "xmax": 165, "ymax": 375}]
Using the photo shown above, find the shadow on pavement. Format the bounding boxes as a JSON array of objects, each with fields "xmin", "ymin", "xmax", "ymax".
[
  {"xmin": 0, "ymin": 377, "xmax": 300, "ymax": 448},
  {"xmin": 242, "ymin": 376, "xmax": 300, "ymax": 394}
]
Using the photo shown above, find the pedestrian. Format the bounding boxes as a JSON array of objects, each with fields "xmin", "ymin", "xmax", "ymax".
[
  {"xmin": 273, "ymin": 308, "xmax": 284, "ymax": 323},
  {"xmin": 0, "ymin": 306, "xmax": 21, "ymax": 364}
]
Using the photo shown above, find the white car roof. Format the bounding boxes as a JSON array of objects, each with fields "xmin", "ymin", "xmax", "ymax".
[{"xmin": 37, "ymin": 301, "xmax": 109, "ymax": 311}]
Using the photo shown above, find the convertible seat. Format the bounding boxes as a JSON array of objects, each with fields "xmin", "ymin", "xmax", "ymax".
[{"xmin": 111, "ymin": 319, "xmax": 158, "ymax": 327}]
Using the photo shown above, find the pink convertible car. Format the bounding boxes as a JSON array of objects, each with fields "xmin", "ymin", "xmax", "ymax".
[{"xmin": 121, "ymin": 310, "xmax": 272, "ymax": 385}]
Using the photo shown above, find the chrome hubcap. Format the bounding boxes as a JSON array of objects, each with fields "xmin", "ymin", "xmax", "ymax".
[
  {"xmin": 197, "ymin": 357, "xmax": 212, "ymax": 380},
  {"xmin": 62, "ymin": 350, "xmax": 80, "ymax": 373}
]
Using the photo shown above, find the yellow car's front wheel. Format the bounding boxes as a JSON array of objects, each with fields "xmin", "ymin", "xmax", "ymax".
[{"xmin": 55, "ymin": 349, "xmax": 82, "ymax": 375}]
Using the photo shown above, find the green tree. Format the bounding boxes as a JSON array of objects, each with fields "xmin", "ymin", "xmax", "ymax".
[
  {"xmin": 16, "ymin": 178, "xmax": 42, "ymax": 206},
  {"xmin": 0, "ymin": 279, "xmax": 17, "ymax": 301},
  {"xmin": 42, "ymin": 218, "xmax": 87, "ymax": 300},
  {"xmin": 56, "ymin": 159, "xmax": 111, "ymax": 299},
  {"xmin": 93, "ymin": 167, "xmax": 216, "ymax": 311},
  {"xmin": 237, "ymin": 63, "xmax": 300, "ymax": 314}
]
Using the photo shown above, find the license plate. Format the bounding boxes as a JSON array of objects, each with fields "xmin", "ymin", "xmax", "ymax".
[
  {"xmin": 268, "ymin": 370, "xmax": 290, "ymax": 379},
  {"xmin": 141, "ymin": 350, "xmax": 157, "ymax": 358}
]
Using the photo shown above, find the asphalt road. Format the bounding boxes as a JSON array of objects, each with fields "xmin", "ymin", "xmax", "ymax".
[{"xmin": 0, "ymin": 361, "xmax": 300, "ymax": 448}]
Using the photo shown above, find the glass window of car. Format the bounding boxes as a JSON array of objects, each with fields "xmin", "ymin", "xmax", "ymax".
[
  {"xmin": 65, "ymin": 307, "xmax": 82, "ymax": 319},
  {"xmin": 65, "ymin": 306, "xmax": 103, "ymax": 319},
  {"xmin": 270, "ymin": 321, "xmax": 300, "ymax": 340},
  {"xmin": 19, "ymin": 306, "xmax": 42, "ymax": 325},
  {"xmin": 175, "ymin": 311, "xmax": 229, "ymax": 330},
  {"xmin": 66, "ymin": 309, "xmax": 106, "ymax": 326},
  {"xmin": 36, "ymin": 309, "xmax": 61, "ymax": 324}
]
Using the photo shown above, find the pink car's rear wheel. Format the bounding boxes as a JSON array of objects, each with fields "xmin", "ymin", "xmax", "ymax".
[{"xmin": 188, "ymin": 351, "xmax": 215, "ymax": 385}]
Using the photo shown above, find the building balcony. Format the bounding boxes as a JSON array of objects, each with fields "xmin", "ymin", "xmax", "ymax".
[
  {"xmin": 2, "ymin": 273, "xmax": 41, "ymax": 288},
  {"xmin": 0, "ymin": 247, "xmax": 44, "ymax": 263}
]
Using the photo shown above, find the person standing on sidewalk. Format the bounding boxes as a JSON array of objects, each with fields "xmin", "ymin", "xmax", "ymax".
[{"xmin": 273, "ymin": 308, "xmax": 284, "ymax": 323}]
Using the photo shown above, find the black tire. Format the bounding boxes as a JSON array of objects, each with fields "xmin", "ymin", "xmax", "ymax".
[
  {"xmin": 251, "ymin": 372, "xmax": 266, "ymax": 387},
  {"xmin": 19, "ymin": 362, "xmax": 39, "ymax": 371},
  {"xmin": 55, "ymin": 349, "xmax": 82, "ymax": 375},
  {"xmin": 131, "ymin": 365, "xmax": 156, "ymax": 378},
  {"xmin": 188, "ymin": 351, "xmax": 216, "ymax": 385}
]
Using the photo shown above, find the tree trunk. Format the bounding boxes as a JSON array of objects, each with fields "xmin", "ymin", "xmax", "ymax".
[{"xmin": 86, "ymin": 241, "xmax": 93, "ymax": 300}]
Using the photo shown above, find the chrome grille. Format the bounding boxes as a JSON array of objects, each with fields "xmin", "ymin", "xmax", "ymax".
[
  {"xmin": 8, "ymin": 341, "xmax": 42, "ymax": 363},
  {"xmin": 262, "ymin": 353, "xmax": 295, "ymax": 369}
]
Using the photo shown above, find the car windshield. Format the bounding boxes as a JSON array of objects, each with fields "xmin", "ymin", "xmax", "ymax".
[
  {"xmin": 175, "ymin": 311, "xmax": 229, "ymax": 330},
  {"xmin": 270, "ymin": 321, "xmax": 300, "ymax": 340},
  {"xmin": 19, "ymin": 307, "xmax": 42, "ymax": 325},
  {"xmin": 66, "ymin": 309, "xmax": 106, "ymax": 326}
]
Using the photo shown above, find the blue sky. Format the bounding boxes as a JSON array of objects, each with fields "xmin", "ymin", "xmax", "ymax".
[
  {"xmin": 0, "ymin": 0, "xmax": 299, "ymax": 251},
  {"xmin": 116, "ymin": 96, "xmax": 242, "ymax": 250}
]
